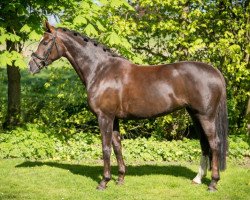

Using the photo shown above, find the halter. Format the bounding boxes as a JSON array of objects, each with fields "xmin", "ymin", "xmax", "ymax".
[{"xmin": 31, "ymin": 29, "xmax": 59, "ymax": 69}]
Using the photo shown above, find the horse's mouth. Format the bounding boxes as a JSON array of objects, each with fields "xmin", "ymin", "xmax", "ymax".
[{"xmin": 28, "ymin": 59, "xmax": 42, "ymax": 75}]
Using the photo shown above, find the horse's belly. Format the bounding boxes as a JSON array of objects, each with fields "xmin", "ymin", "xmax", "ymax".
[{"xmin": 119, "ymin": 92, "xmax": 184, "ymax": 119}]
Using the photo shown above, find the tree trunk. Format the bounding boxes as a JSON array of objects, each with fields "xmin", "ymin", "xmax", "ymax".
[
  {"xmin": 3, "ymin": 40, "xmax": 21, "ymax": 129},
  {"xmin": 5, "ymin": 65, "xmax": 21, "ymax": 127}
]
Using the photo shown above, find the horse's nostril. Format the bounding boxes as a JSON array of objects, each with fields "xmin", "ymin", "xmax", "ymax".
[{"xmin": 41, "ymin": 61, "xmax": 46, "ymax": 66}]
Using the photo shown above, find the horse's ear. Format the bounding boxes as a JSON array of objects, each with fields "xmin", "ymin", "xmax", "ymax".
[{"xmin": 43, "ymin": 20, "xmax": 55, "ymax": 33}]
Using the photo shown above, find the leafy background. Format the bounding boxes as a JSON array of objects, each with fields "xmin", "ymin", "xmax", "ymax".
[{"xmin": 0, "ymin": 0, "xmax": 249, "ymax": 160}]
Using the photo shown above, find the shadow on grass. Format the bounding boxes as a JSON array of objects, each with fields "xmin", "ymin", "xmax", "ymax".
[{"xmin": 16, "ymin": 161, "xmax": 210, "ymax": 186}]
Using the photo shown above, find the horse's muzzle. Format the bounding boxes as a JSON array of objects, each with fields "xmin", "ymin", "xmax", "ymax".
[{"xmin": 28, "ymin": 59, "xmax": 41, "ymax": 74}]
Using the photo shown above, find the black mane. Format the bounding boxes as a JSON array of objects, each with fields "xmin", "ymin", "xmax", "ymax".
[{"xmin": 58, "ymin": 27, "xmax": 122, "ymax": 58}]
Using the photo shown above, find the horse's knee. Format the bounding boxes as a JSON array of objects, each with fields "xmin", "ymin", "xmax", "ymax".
[{"xmin": 102, "ymin": 146, "xmax": 112, "ymax": 159}]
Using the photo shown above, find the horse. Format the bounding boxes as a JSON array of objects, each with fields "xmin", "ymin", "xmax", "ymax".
[{"xmin": 28, "ymin": 21, "xmax": 228, "ymax": 191}]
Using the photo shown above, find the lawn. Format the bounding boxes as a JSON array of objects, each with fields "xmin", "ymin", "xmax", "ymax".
[{"xmin": 0, "ymin": 159, "xmax": 249, "ymax": 200}]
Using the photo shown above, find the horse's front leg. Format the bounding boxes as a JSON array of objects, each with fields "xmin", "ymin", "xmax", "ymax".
[
  {"xmin": 97, "ymin": 114, "xmax": 114, "ymax": 190},
  {"xmin": 112, "ymin": 118, "xmax": 126, "ymax": 185}
]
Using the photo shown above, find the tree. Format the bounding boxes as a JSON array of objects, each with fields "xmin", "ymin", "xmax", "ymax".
[{"xmin": 0, "ymin": 0, "xmax": 71, "ymax": 128}]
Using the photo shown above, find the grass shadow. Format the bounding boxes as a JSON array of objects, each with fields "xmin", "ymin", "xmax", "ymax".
[{"xmin": 16, "ymin": 161, "xmax": 210, "ymax": 185}]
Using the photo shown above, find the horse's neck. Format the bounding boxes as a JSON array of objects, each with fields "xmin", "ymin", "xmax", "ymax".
[{"xmin": 61, "ymin": 34, "xmax": 109, "ymax": 89}]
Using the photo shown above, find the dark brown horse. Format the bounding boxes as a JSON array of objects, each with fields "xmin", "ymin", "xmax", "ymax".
[{"xmin": 28, "ymin": 21, "xmax": 228, "ymax": 191}]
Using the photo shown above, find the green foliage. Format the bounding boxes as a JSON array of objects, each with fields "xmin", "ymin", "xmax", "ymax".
[
  {"xmin": 123, "ymin": 137, "xmax": 201, "ymax": 163},
  {"xmin": 0, "ymin": 0, "xmax": 249, "ymax": 138},
  {"xmin": 0, "ymin": 125, "xmax": 57, "ymax": 159},
  {"xmin": 0, "ymin": 124, "xmax": 249, "ymax": 162},
  {"xmin": 120, "ymin": 110, "xmax": 192, "ymax": 140},
  {"xmin": 60, "ymin": 0, "xmax": 136, "ymax": 60},
  {"xmin": 124, "ymin": 135, "xmax": 250, "ymax": 162},
  {"xmin": 0, "ymin": 51, "xmax": 26, "ymax": 68},
  {"xmin": 228, "ymin": 134, "xmax": 250, "ymax": 160},
  {"xmin": 0, "ymin": 124, "xmax": 102, "ymax": 160}
]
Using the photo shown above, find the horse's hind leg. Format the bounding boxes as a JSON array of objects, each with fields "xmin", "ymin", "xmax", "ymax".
[
  {"xmin": 197, "ymin": 115, "xmax": 220, "ymax": 191},
  {"xmin": 188, "ymin": 110, "xmax": 210, "ymax": 184},
  {"xmin": 193, "ymin": 155, "xmax": 209, "ymax": 184},
  {"xmin": 192, "ymin": 130, "xmax": 210, "ymax": 184},
  {"xmin": 112, "ymin": 118, "xmax": 126, "ymax": 185}
]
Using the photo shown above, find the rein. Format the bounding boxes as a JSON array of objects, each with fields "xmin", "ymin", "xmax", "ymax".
[{"xmin": 31, "ymin": 29, "xmax": 59, "ymax": 69}]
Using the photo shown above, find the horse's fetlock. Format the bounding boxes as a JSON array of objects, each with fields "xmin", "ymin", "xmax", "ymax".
[
  {"xmin": 104, "ymin": 176, "xmax": 111, "ymax": 182},
  {"xmin": 212, "ymin": 175, "xmax": 220, "ymax": 182}
]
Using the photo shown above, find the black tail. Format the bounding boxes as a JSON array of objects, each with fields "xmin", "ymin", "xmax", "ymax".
[{"xmin": 215, "ymin": 84, "xmax": 228, "ymax": 171}]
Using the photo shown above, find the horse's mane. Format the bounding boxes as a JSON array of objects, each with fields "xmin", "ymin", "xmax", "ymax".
[{"xmin": 58, "ymin": 27, "xmax": 123, "ymax": 58}]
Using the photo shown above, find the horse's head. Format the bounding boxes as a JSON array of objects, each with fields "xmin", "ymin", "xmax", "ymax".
[{"xmin": 28, "ymin": 21, "xmax": 65, "ymax": 74}]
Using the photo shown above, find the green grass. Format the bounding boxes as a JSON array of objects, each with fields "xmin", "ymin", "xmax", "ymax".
[{"xmin": 0, "ymin": 159, "xmax": 249, "ymax": 200}]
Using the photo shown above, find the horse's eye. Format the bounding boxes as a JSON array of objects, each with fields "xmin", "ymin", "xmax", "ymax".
[{"xmin": 43, "ymin": 41, "xmax": 48, "ymax": 45}]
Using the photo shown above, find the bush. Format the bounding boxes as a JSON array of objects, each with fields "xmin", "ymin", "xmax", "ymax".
[
  {"xmin": 0, "ymin": 124, "xmax": 249, "ymax": 163},
  {"xmin": 120, "ymin": 109, "xmax": 193, "ymax": 140},
  {"xmin": 123, "ymin": 137, "xmax": 201, "ymax": 163},
  {"xmin": 0, "ymin": 124, "xmax": 102, "ymax": 161}
]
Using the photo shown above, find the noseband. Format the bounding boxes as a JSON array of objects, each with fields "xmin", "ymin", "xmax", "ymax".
[{"xmin": 31, "ymin": 29, "xmax": 59, "ymax": 69}]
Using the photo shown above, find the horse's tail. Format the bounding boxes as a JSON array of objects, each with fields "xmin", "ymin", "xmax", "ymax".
[{"xmin": 215, "ymin": 78, "xmax": 228, "ymax": 171}]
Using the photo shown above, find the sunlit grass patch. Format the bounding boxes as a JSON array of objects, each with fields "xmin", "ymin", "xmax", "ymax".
[{"xmin": 0, "ymin": 159, "xmax": 249, "ymax": 200}]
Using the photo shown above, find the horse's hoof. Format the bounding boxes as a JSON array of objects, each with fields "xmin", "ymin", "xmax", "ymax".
[
  {"xmin": 96, "ymin": 185, "xmax": 106, "ymax": 190},
  {"xmin": 192, "ymin": 179, "xmax": 202, "ymax": 184},
  {"xmin": 208, "ymin": 186, "xmax": 217, "ymax": 192},
  {"xmin": 192, "ymin": 180, "xmax": 200, "ymax": 185}
]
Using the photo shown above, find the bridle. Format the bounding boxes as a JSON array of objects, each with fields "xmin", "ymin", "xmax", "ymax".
[{"xmin": 31, "ymin": 29, "xmax": 59, "ymax": 69}]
